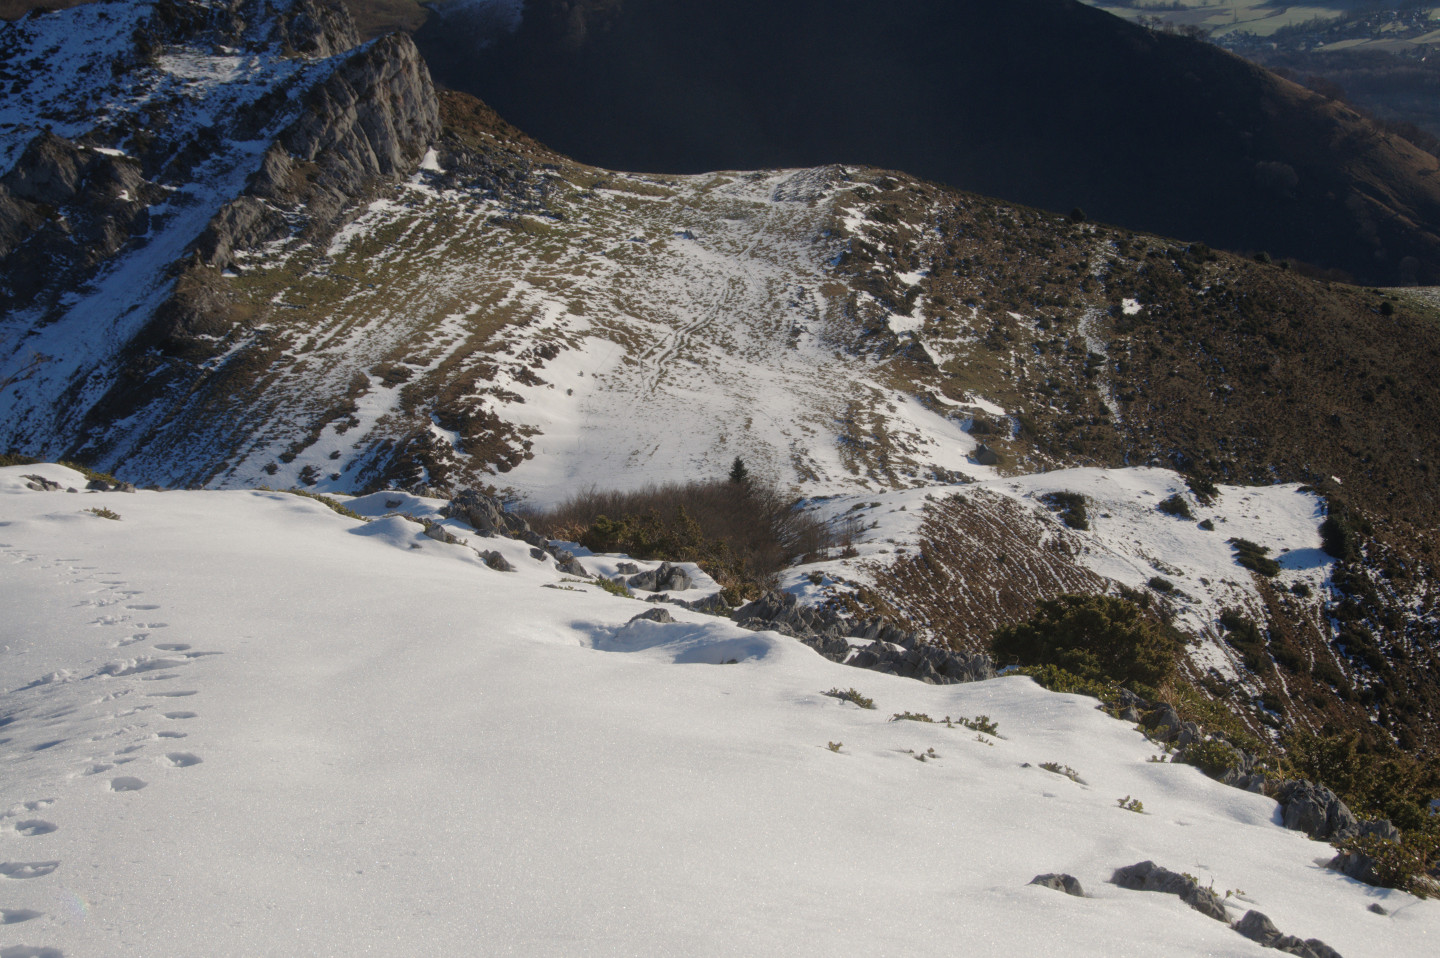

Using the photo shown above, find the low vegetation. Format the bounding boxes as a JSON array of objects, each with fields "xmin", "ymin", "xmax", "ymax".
[
  {"xmin": 525, "ymin": 471, "xmax": 832, "ymax": 601},
  {"xmin": 1040, "ymin": 491, "xmax": 1089, "ymax": 530},
  {"xmin": 824, "ymin": 687, "xmax": 877, "ymax": 710},
  {"xmin": 992, "ymin": 593, "xmax": 1182, "ymax": 691},
  {"xmin": 1228, "ymin": 537, "xmax": 1281, "ymax": 577}
]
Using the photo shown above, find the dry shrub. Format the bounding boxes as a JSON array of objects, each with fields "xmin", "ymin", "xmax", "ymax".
[{"xmin": 524, "ymin": 477, "xmax": 833, "ymax": 599}]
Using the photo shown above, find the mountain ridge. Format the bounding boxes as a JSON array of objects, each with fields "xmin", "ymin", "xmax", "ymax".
[{"xmin": 414, "ymin": 0, "xmax": 1440, "ymax": 286}]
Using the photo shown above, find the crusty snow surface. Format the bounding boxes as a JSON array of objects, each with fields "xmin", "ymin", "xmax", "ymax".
[{"xmin": 1, "ymin": 465, "xmax": 1430, "ymax": 957}]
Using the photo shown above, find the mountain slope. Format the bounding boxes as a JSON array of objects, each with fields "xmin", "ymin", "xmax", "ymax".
[
  {"xmin": 413, "ymin": 0, "xmax": 1440, "ymax": 286},
  {"xmin": 2, "ymin": 0, "xmax": 1439, "ymax": 764},
  {"xmin": 1, "ymin": 462, "xmax": 1433, "ymax": 955}
]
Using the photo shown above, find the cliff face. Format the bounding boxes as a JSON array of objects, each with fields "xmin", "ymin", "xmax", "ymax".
[
  {"xmin": 0, "ymin": 0, "xmax": 442, "ymax": 458},
  {"xmin": 196, "ymin": 31, "xmax": 440, "ymax": 275}
]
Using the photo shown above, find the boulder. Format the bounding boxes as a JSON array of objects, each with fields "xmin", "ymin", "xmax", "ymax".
[
  {"xmin": 558, "ymin": 557, "xmax": 591, "ymax": 578},
  {"xmin": 422, "ymin": 522, "xmax": 462, "ymax": 545},
  {"xmin": 1272, "ymin": 780, "xmax": 1358, "ymax": 840},
  {"xmin": 628, "ymin": 608, "xmax": 674, "ymax": 625},
  {"xmin": 1234, "ymin": 910, "xmax": 1344, "ymax": 958},
  {"xmin": 22, "ymin": 474, "xmax": 62, "ymax": 492},
  {"xmin": 1110, "ymin": 861, "xmax": 1228, "ymax": 922},
  {"xmin": 627, "ymin": 561, "xmax": 693, "ymax": 593},
  {"xmin": 616, "ymin": 561, "xmax": 640, "ymax": 575},
  {"xmin": 683, "ymin": 592, "xmax": 732, "ymax": 616},
  {"xmin": 480, "ymin": 550, "xmax": 515, "ymax": 572},
  {"xmin": 1028, "ymin": 873, "xmax": 1085, "ymax": 897}
]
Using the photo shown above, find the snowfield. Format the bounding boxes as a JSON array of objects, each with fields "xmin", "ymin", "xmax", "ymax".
[{"xmin": 1, "ymin": 464, "xmax": 1430, "ymax": 957}]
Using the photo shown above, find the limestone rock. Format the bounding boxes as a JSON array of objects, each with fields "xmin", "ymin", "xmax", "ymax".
[
  {"xmin": 1029, "ymin": 873, "xmax": 1085, "ymax": 897},
  {"xmin": 1110, "ymin": 860, "xmax": 1228, "ymax": 922},
  {"xmin": 627, "ymin": 561, "xmax": 692, "ymax": 593}
]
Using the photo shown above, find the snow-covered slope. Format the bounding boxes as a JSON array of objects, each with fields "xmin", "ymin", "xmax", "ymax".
[{"xmin": 1, "ymin": 463, "xmax": 1429, "ymax": 956}]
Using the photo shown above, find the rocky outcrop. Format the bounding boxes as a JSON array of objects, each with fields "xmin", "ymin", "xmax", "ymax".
[
  {"xmin": 441, "ymin": 489, "xmax": 530, "ymax": 539},
  {"xmin": 732, "ymin": 590, "xmax": 996, "ymax": 685},
  {"xmin": 196, "ymin": 31, "xmax": 440, "ymax": 271},
  {"xmin": 847, "ymin": 642, "xmax": 997, "ymax": 685},
  {"xmin": 1234, "ymin": 910, "xmax": 1344, "ymax": 958},
  {"xmin": 0, "ymin": 133, "xmax": 165, "ymax": 311},
  {"xmin": 1270, "ymin": 780, "xmax": 1359, "ymax": 841},
  {"xmin": 1110, "ymin": 861, "xmax": 1228, "ymax": 922}
]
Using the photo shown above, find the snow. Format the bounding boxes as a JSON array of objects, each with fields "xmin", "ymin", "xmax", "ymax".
[{"xmin": 3, "ymin": 463, "xmax": 1428, "ymax": 956}]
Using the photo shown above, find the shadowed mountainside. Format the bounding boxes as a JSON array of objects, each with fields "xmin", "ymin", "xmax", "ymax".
[{"xmin": 412, "ymin": 0, "xmax": 1440, "ymax": 286}]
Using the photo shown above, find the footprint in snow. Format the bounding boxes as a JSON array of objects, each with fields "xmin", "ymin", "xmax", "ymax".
[
  {"xmin": 163, "ymin": 752, "xmax": 202, "ymax": 768},
  {"xmin": 11, "ymin": 820, "xmax": 56, "ymax": 837},
  {"xmin": 0, "ymin": 946, "xmax": 65, "ymax": 958},
  {"xmin": 123, "ymin": 604, "xmax": 160, "ymax": 611},
  {"xmin": 162, "ymin": 711, "xmax": 197, "ymax": 720},
  {"xmin": 0, "ymin": 908, "xmax": 44, "ymax": 923},
  {"xmin": 145, "ymin": 690, "xmax": 196, "ymax": 698},
  {"xmin": 0, "ymin": 861, "xmax": 60, "ymax": 879},
  {"xmin": 154, "ymin": 730, "xmax": 187, "ymax": 739},
  {"xmin": 107, "ymin": 776, "xmax": 146, "ymax": 792}
]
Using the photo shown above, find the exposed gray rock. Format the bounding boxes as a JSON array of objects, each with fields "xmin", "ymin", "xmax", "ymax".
[
  {"xmin": 530, "ymin": 547, "xmax": 547, "ymax": 561},
  {"xmin": 1234, "ymin": 910, "xmax": 1345, "ymax": 958},
  {"xmin": 732, "ymin": 589, "xmax": 993, "ymax": 683},
  {"xmin": 1368, "ymin": 903, "xmax": 1388, "ymax": 916},
  {"xmin": 1141, "ymin": 704, "xmax": 1184, "ymax": 741},
  {"xmin": 627, "ymin": 561, "xmax": 692, "ymax": 593},
  {"xmin": 1110, "ymin": 861, "xmax": 1228, "ymax": 922},
  {"xmin": 1177, "ymin": 721, "xmax": 1203, "ymax": 748},
  {"xmin": 558, "ymin": 557, "xmax": 591, "ymax": 578},
  {"xmin": 628, "ymin": 608, "xmax": 674, "ymax": 625},
  {"xmin": 682, "ymin": 592, "xmax": 732, "ymax": 616},
  {"xmin": 86, "ymin": 478, "xmax": 137, "ymax": 493},
  {"xmin": 441, "ymin": 489, "xmax": 531, "ymax": 539},
  {"xmin": 1272, "ymin": 780, "xmax": 1358, "ymax": 840},
  {"xmin": 479, "ymin": 550, "xmax": 515, "ymax": 572},
  {"xmin": 0, "ymin": 133, "xmax": 166, "ymax": 310},
  {"xmin": 847, "ymin": 642, "xmax": 996, "ymax": 685},
  {"xmin": 1029, "ymin": 873, "xmax": 1085, "ymax": 897},
  {"xmin": 196, "ymin": 31, "xmax": 440, "ymax": 272},
  {"xmin": 22, "ymin": 475, "xmax": 62, "ymax": 492},
  {"xmin": 422, "ymin": 522, "xmax": 462, "ymax": 545},
  {"xmin": 616, "ymin": 561, "xmax": 640, "ymax": 575}
]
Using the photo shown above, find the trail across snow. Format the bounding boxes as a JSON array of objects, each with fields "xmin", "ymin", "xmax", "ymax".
[{"xmin": 0, "ymin": 464, "xmax": 1429, "ymax": 957}]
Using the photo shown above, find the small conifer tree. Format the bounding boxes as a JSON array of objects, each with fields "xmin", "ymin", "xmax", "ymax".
[{"xmin": 728, "ymin": 456, "xmax": 750, "ymax": 486}]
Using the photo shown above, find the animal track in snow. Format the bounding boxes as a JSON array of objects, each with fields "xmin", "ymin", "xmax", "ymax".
[
  {"xmin": 114, "ymin": 633, "xmax": 149, "ymax": 647},
  {"xmin": 163, "ymin": 752, "xmax": 202, "ymax": 768},
  {"xmin": 161, "ymin": 711, "xmax": 197, "ymax": 719},
  {"xmin": 154, "ymin": 730, "xmax": 187, "ymax": 739},
  {"xmin": 153, "ymin": 643, "xmax": 190, "ymax": 652},
  {"xmin": 99, "ymin": 656, "xmax": 188, "ymax": 677},
  {"xmin": 108, "ymin": 776, "xmax": 146, "ymax": 792},
  {"xmin": 123, "ymin": 604, "xmax": 160, "ymax": 611},
  {"xmin": 0, "ymin": 908, "xmax": 43, "ymax": 923},
  {"xmin": 11, "ymin": 820, "xmax": 56, "ymax": 837},
  {"xmin": 0, "ymin": 861, "xmax": 60, "ymax": 879},
  {"xmin": 0, "ymin": 945, "xmax": 65, "ymax": 957},
  {"xmin": 145, "ymin": 690, "xmax": 196, "ymax": 698}
]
